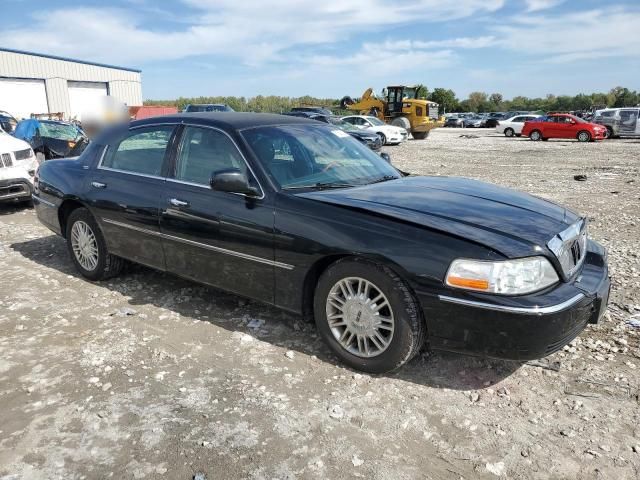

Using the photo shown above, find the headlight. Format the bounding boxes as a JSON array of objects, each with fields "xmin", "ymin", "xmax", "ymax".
[{"xmin": 445, "ymin": 256, "xmax": 559, "ymax": 295}]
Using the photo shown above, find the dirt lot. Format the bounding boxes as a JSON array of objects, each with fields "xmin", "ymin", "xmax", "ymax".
[{"xmin": 1, "ymin": 128, "xmax": 639, "ymax": 480}]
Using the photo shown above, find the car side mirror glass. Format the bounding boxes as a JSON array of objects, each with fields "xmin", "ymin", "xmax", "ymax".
[
  {"xmin": 210, "ymin": 169, "xmax": 259, "ymax": 197},
  {"xmin": 380, "ymin": 152, "xmax": 391, "ymax": 163}
]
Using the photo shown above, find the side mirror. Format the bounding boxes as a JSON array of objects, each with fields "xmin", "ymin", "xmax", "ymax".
[
  {"xmin": 210, "ymin": 169, "xmax": 259, "ymax": 196},
  {"xmin": 380, "ymin": 152, "xmax": 391, "ymax": 163}
]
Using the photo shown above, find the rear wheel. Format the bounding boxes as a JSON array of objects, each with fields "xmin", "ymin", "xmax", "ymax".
[
  {"xmin": 66, "ymin": 208, "xmax": 124, "ymax": 281},
  {"xmin": 604, "ymin": 127, "xmax": 613, "ymax": 139},
  {"xmin": 577, "ymin": 130, "xmax": 591, "ymax": 142},
  {"xmin": 412, "ymin": 131, "xmax": 428, "ymax": 140},
  {"xmin": 314, "ymin": 258, "xmax": 425, "ymax": 373},
  {"xmin": 504, "ymin": 127, "xmax": 515, "ymax": 137},
  {"xmin": 529, "ymin": 130, "xmax": 542, "ymax": 141}
]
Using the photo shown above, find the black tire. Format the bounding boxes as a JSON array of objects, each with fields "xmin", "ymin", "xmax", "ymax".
[
  {"xmin": 313, "ymin": 258, "xmax": 425, "ymax": 373},
  {"xmin": 577, "ymin": 130, "xmax": 591, "ymax": 142},
  {"xmin": 378, "ymin": 133, "xmax": 387, "ymax": 145},
  {"xmin": 529, "ymin": 130, "xmax": 542, "ymax": 141},
  {"xmin": 339, "ymin": 96, "xmax": 355, "ymax": 110},
  {"xmin": 66, "ymin": 207, "xmax": 124, "ymax": 281},
  {"xmin": 412, "ymin": 131, "xmax": 428, "ymax": 140},
  {"xmin": 604, "ymin": 127, "xmax": 613, "ymax": 139},
  {"xmin": 504, "ymin": 128, "xmax": 514, "ymax": 137}
]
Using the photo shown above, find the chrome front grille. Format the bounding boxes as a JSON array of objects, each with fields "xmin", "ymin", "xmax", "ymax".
[
  {"xmin": 547, "ymin": 219, "xmax": 588, "ymax": 278},
  {"xmin": 1, "ymin": 153, "xmax": 12, "ymax": 167},
  {"xmin": 14, "ymin": 149, "xmax": 32, "ymax": 161}
]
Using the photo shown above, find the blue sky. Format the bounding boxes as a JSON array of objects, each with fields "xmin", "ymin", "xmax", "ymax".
[{"xmin": 1, "ymin": 0, "xmax": 638, "ymax": 100}]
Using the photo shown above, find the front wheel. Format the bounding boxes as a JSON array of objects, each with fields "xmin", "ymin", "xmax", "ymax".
[
  {"xmin": 577, "ymin": 130, "xmax": 591, "ymax": 142},
  {"xmin": 529, "ymin": 130, "xmax": 542, "ymax": 141},
  {"xmin": 504, "ymin": 128, "xmax": 514, "ymax": 137},
  {"xmin": 378, "ymin": 133, "xmax": 387, "ymax": 145},
  {"xmin": 412, "ymin": 131, "xmax": 428, "ymax": 140},
  {"xmin": 66, "ymin": 208, "xmax": 124, "ymax": 281},
  {"xmin": 314, "ymin": 258, "xmax": 425, "ymax": 373}
]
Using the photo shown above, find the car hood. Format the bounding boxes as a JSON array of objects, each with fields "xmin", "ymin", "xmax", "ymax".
[
  {"xmin": 0, "ymin": 132, "xmax": 31, "ymax": 152},
  {"xmin": 379, "ymin": 125, "xmax": 405, "ymax": 134},
  {"xmin": 296, "ymin": 176, "xmax": 579, "ymax": 258}
]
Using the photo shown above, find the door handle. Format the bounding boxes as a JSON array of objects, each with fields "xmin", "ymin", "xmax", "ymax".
[
  {"xmin": 91, "ymin": 181, "xmax": 106, "ymax": 189},
  {"xmin": 169, "ymin": 198, "xmax": 190, "ymax": 207}
]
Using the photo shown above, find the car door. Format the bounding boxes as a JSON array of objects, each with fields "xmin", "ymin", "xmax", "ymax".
[
  {"xmin": 159, "ymin": 125, "xmax": 275, "ymax": 303},
  {"xmin": 542, "ymin": 116, "xmax": 560, "ymax": 138},
  {"xmin": 510, "ymin": 116, "xmax": 525, "ymax": 133},
  {"xmin": 87, "ymin": 124, "xmax": 177, "ymax": 270},
  {"xmin": 619, "ymin": 109, "xmax": 639, "ymax": 135},
  {"xmin": 556, "ymin": 115, "xmax": 577, "ymax": 138}
]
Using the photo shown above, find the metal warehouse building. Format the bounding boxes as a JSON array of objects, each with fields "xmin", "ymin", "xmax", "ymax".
[{"xmin": 0, "ymin": 48, "xmax": 142, "ymax": 120}]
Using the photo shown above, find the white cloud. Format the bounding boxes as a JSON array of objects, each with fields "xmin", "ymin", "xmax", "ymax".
[
  {"xmin": 496, "ymin": 8, "xmax": 640, "ymax": 62},
  {"xmin": 524, "ymin": 0, "xmax": 565, "ymax": 12},
  {"xmin": 0, "ymin": 1, "xmax": 505, "ymax": 66}
]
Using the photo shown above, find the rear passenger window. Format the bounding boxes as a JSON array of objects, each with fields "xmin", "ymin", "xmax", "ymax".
[
  {"xmin": 102, "ymin": 126, "xmax": 174, "ymax": 176},
  {"xmin": 174, "ymin": 127, "xmax": 247, "ymax": 185}
]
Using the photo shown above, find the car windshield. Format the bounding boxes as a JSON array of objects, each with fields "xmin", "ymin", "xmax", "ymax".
[
  {"xmin": 366, "ymin": 116, "xmax": 385, "ymax": 126},
  {"xmin": 242, "ymin": 124, "xmax": 400, "ymax": 189},
  {"xmin": 39, "ymin": 122, "xmax": 81, "ymax": 140}
]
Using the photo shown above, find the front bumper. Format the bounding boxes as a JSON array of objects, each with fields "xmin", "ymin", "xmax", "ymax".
[
  {"xmin": 0, "ymin": 178, "xmax": 34, "ymax": 203},
  {"xmin": 419, "ymin": 241, "xmax": 610, "ymax": 360}
]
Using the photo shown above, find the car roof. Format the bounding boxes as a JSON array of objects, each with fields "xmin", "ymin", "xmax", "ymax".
[{"xmin": 131, "ymin": 112, "xmax": 320, "ymax": 131}]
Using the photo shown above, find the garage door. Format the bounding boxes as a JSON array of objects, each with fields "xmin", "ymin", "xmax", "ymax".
[
  {"xmin": 68, "ymin": 81, "xmax": 108, "ymax": 121},
  {"xmin": 0, "ymin": 78, "xmax": 48, "ymax": 120}
]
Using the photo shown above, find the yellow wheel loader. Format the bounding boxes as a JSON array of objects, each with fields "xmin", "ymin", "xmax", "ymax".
[{"xmin": 340, "ymin": 86, "xmax": 441, "ymax": 139}]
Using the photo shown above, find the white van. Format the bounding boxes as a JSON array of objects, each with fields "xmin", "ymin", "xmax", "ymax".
[{"xmin": 594, "ymin": 107, "xmax": 640, "ymax": 137}]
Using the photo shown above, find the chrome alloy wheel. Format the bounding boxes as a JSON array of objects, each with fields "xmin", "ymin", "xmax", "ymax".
[
  {"xmin": 71, "ymin": 220, "xmax": 99, "ymax": 271},
  {"xmin": 578, "ymin": 131, "xmax": 590, "ymax": 142},
  {"xmin": 326, "ymin": 277, "xmax": 395, "ymax": 358}
]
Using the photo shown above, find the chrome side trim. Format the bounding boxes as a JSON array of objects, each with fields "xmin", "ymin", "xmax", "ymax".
[
  {"xmin": 97, "ymin": 165, "xmax": 166, "ymax": 181},
  {"xmin": 437, "ymin": 293, "xmax": 585, "ymax": 315},
  {"xmin": 102, "ymin": 218, "xmax": 293, "ymax": 270},
  {"xmin": 32, "ymin": 194, "xmax": 56, "ymax": 208}
]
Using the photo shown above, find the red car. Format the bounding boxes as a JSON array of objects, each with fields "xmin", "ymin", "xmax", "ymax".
[{"xmin": 522, "ymin": 114, "xmax": 607, "ymax": 142}]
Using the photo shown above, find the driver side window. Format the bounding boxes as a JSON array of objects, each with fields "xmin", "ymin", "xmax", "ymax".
[{"xmin": 174, "ymin": 126, "xmax": 246, "ymax": 185}]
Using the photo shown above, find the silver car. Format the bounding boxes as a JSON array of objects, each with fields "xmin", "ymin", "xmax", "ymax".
[{"xmin": 593, "ymin": 107, "xmax": 640, "ymax": 138}]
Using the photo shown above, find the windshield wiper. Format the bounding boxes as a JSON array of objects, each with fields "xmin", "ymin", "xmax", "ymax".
[
  {"xmin": 367, "ymin": 175, "xmax": 399, "ymax": 185},
  {"xmin": 283, "ymin": 181, "xmax": 357, "ymax": 190}
]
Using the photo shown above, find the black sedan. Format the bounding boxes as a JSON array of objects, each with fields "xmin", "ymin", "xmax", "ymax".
[{"xmin": 33, "ymin": 113, "xmax": 610, "ymax": 373}]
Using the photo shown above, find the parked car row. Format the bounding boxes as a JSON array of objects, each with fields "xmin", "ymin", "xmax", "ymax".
[
  {"xmin": 283, "ymin": 110, "xmax": 410, "ymax": 148},
  {"xmin": 495, "ymin": 113, "xmax": 608, "ymax": 142}
]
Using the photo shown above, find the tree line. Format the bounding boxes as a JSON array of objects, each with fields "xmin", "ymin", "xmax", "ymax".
[{"xmin": 145, "ymin": 86, "xmax": 639, "ymax": 114}]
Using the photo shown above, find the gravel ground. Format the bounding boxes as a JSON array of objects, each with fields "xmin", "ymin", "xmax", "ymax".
[{"xmin": 1, "ymin": 128, "xmax": 639, "ymax": 479}]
